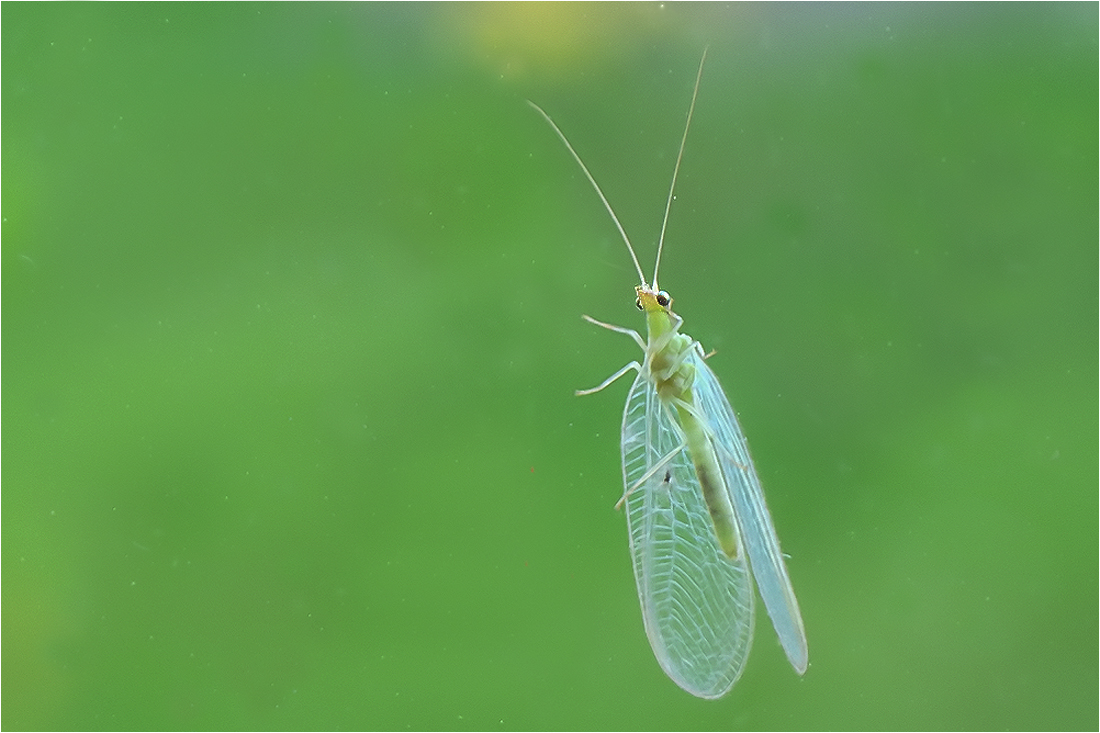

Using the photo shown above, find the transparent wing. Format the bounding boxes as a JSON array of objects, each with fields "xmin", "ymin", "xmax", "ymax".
[
  {"xmin": 620, "ymin": 370, "xmax": 755, "ymax": 699},
  {"xmin": 689, "ymin": 348, "xmax": 809, "ymax": 674}
]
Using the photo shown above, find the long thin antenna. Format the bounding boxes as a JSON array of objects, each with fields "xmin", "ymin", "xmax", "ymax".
[
  {"xmin": 652, "ymin": 46, "xmax": 708, "ymax": 292},
  {"xmin": 528, "ymin": 100, "xmax": 648, "ymax": 286}
]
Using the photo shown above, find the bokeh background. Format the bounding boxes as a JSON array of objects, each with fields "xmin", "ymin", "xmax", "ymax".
[{"xmin": 4, "ymin": 4, "xmax": 1096, "ymax": 730}]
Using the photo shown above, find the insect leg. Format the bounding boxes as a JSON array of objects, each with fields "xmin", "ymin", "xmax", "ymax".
[
  {"xmin": 576, "ymin": 361, "xmax": 641, "ymax": 396},
  {"xmin": 581, "ymin": 315, "xmax": 647, "ymax": 350},
  {"xmin": 615, "ymin": 441, "xmax": 687, "ymax": 510}
]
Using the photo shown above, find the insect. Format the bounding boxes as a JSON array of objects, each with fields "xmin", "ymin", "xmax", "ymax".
[{"xmin": 529, "ymin": 49, "xmax": 808, "ymax": 699}]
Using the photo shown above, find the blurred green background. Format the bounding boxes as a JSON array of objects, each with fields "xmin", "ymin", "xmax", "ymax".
[{"xmin": 4, "ymin": 3, "xmax": 1096, "ymax": 730}]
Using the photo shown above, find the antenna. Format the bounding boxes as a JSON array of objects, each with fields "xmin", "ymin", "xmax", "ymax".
[
  {"xmin": 528, "ymin": 100, "xmax": 648, "ymax": 286},
  {"xmin": 652, "ymin": 46, "xmax": 708, "ymax": 291}
]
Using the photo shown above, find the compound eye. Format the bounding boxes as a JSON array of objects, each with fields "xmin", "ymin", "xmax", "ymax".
[{"xmin": 656, "ymin": 291, "xmax": 671, "ymax": 307}]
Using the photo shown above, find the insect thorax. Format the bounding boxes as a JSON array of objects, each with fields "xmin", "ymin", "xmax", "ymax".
[{"xmin": 651, "ymin": 332, "xmax": 697, "ymax": 403}]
